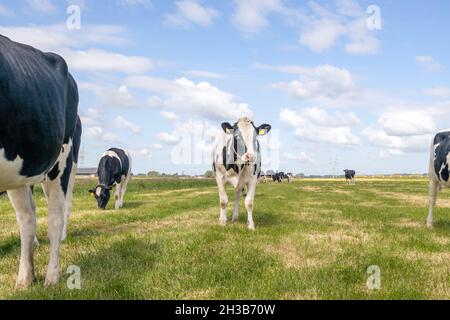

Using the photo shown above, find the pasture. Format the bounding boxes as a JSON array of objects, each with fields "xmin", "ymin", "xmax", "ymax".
[{"xmin": 0, "ymin": 177, "xmax": 449, "ymax": 299}]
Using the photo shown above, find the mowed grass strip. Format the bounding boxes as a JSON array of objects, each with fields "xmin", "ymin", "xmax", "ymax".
[{"xmin": 0, "ymin": 177, "xmax": 449, "ymax": 299}]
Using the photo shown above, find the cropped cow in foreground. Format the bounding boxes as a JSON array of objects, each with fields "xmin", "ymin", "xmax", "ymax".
[
  {"xmin": 212, "ymin": 117, "xmax": 271, "ymax": 230},
  {"xmin": 273, "ymin": 172, "xmax": 291, "ymax": 183},
  {"xmin": 344, "ymin": 170, "xmax": 356, "ymax": 184},
  {"xmin": 427, "ymin": 130, "xmax": 450, "ymax": 227},
  {"xmin": 0, "ymin": 35, "xmax": 81, "ymax": 287},
  {"xmin": 90, "ymin": 148, "xmax": 132, "ymax": 210}
]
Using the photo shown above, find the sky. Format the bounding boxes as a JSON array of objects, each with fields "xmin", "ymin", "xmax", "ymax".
[{"xmin": 1, "ymin": 0, "xmax": 449, "ymax": 175}]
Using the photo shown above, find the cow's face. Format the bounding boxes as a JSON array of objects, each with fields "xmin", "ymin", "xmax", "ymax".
[
  {"xmin": 222, "ymin": 117, "xmax": 271, "ymax": 164},
  {"xmin": 89, "ymin": 186, "xmax": 111, "ymax": 209}
]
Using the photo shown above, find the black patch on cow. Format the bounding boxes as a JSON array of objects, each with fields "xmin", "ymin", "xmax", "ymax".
[
  {"xmin": 0, "ymin": 35, "xmax": 79, "ymax": 179},
  {"xmin": 212, "ymin": 162, "xmax": 216, "ymax": 173},
  {"xmin": 344, "ymin": 170, "xmax": 356, "ymax": 180},
  {"xmin": 434, "ymin": 132, "xmax": 450, "ymax": 182},
  {"xmin": 223, "ymin": 146, "xmax": 239, "ymax": 174},
  {"xmin": 47, "ymin": 162, "xmax": 60, "ymax": 181}
]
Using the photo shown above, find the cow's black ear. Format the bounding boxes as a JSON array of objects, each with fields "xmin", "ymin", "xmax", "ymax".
[
  {"xmin": 257, "ymin": 124, "xmax": 271, "ymax": 136},
  {"xmin": 221, "ymin": 122, "xmax": 233, "ymax": 134}
]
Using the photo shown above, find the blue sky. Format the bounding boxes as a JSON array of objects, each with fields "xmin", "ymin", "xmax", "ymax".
[{"xmin": 1, "ymin": 0, "xmax": 449, "ymax": 175}]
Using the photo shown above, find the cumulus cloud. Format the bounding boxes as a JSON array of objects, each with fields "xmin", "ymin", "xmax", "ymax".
[
  {"xmin": 416, "ymin": 55, "xmax": 445, "ymax": 72},
  {"xmin": 363, "ymin": 110, "xmax": 438, "ymax": 155},
  {"xmin": 423, "ymin": 86, "xmax": 450, "ymax": 98},
  {"xmin": 126, "ymin": 76, "xmax": 253, "ymax": 121},
  {"xmin": 231, "ymin": 0, "xmax": 291, "ymax": 35},
  {"xmin": 299, "ymin": 1, "xmax": 380, "ymax": 54},
  {"xmin": 283, "ymin": 152, "xmax": 314, "ymax": 163},
  {"xmin": 157, "ymin": 132, "xmax": 181, "ymax": 145},
  {"xmin": 160, "ymin": 110, "xmax": 178, "ymax": 121},
  {"xmin": 114, "ymin": 116, "xmax": 141, "ymax": 134},
  {"xmin": 164, "ymin": 0, "xmax": 219, "ymax": 28},
  {"xmin": 273, "ymin": 64, "xmax": 357, "ymax": 100},
  {"xmin": 79, "ymin": 83, "xmax": 138, "ymax": 109},
  {"xmin": 27, "ymin": 0, "xmax": 57, "ymax": 14},
  {"xmin": 280, "ymin": 108, "xmax": 360, "ymax": 146},
  {"xmin": 185, "ymin": 70, "xmax": 226, "ymax": 79}
]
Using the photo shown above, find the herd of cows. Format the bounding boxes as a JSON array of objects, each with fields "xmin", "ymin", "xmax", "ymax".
[{"xmin": 1, "ymin": 35, "xmax": 450, "ymax": 288}]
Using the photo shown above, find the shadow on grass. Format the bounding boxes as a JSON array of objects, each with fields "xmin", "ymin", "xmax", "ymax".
[
  {"xmin": 7, "ymin": 236, "xmax": 160, "ymax": 299},
  {"xmin": 434, "ymin": 220, "xmax": 450, "ymax": 232},
  {"xmin": 0, "ymin": 235, "xmax": 19, "ymax": 258}
]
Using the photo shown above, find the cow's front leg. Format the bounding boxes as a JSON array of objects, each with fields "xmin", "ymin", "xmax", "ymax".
[
  {"xmin": 62, "ymin": 163, "xmax": 77, "ymax": 241},
  {"xmin": 114, "ymin": 183, "xmax": 122, "ymax": 210},
  {"xmin": 427, "ymin": 178, "xmax": 439, "ymax": 228},
  {"xmin": 245, "ymin": 179, "xmax": 257, "ymax": 231},
  {"xmin": 216, "ymin": 177, "xmax": 228, "ymax": 226},
  {"xmin": 233, "ymin": 184, "xmax": 244, "ymax": 222},
  {"xmin": 8, "ymin": 187, "xmax": 37, "ymax": 288}
]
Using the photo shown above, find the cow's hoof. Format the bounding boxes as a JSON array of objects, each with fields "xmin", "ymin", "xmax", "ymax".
[
  {"xmin": 247, "ymin": 222, "xmax": 255, "ymax": 231},
  {"xmin": 44, "ymin": 273, "xmax": 60, "ymax": 287},
  {"xmin": 426, "ymin": 221, "xmax": 434, "ymax": 228},
  {"xmin": 219, "ymin": 219, "xmax": 227, "ymax": 226},
  {"xmin": 16, "ymin": 275, "xmax": 36, "ymax": 290},
  {"xmin": 232, "ymin": 215, "xmax": 239, "ymax": 222}
]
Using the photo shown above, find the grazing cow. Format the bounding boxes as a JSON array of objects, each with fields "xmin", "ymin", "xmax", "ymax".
[
  {"xmin": 427, "ymin": 130, "xmax": 450, "ymax": 227},
  {"xmin": 0, "ymin": 35, "xmax": 80, "ymax": 287},
  {"xmin": 273, "ymin": 172, "xmax": 291, "ymax": 183},
  {"xmin": 344, "ymin": 169, "xmax": 356, "ymax": 184},
  {"xmin": 89, "ymin": 148, "xmax": 132, "ymax": 210},
  {"xmin": 212, "ymin": 117, "xmax": 271, "ymax": 230}
]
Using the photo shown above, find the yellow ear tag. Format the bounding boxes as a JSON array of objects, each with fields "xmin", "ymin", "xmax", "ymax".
[
  {"xmin": 259, "ymin": 129, "xmax": 266, "ymax": 135},
  {"xmin": 226, "ymin": 128, "xmax": 232, "ymax": 134}
]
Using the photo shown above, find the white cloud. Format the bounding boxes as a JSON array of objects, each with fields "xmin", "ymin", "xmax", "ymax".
[
  {"xmin": 185, "ymin": 70, "xmax": 226, "ymax": 79},
  {"xmin": 363, "ymin": 110, "xmax": 438, "ymax": 153},
  {"xmin": 65, "ymin": 49, "xmax": 152, "ymax": 74},
  {"xmin": 273, "ymin": 64, "xmax": 357, "ymax": 100},
  {"xmin": 79, "ymin": 83, "xmax": 138, "ymax": 108},
  {"xmin": 231, "ymin": 0, "xmax": 291, "ymax": 35},
  {"xmin": 114, "ymin": 116, "xmax": 141, "ymax": 134},
  {"xmin": 126, "ymin": 76, "xmax": 252, "ymax": 121},
  {"xmin": 0, "ymin": 3, "xmax": 14, "ymax": 16},
  {"xmin": 164, "ymin": 0, "xmax": 219, "ymax": 28},
  {"xmin": 283, "ymin": 152, "xmax": 314, "ymax": 163},
  {"xmin": 27, "ymin": 0, "xmax": 57, "ymax": 14},
  {"xmin": 161, "ymin": 110, "xmax": 178, "ymax": 121},
  {"xmin": 129, "ymin": 148, "xmax": 153, "ymax": 159},
  {"xmin": 423, "ymin": 86, "xmax": 450, "ymax": 98},
  {"xmin": 280, "ymin": 108, "xmax": 360, "ymax": 146},
  {"xmin": 118, "ymin": 0, "xmax": 151, "ymax": 7},
  {"xmin": 416, "ymin": 55, "xmax": 445, "ymax": 72},
  {"xmin": 157, "ymin": 132, "xmax": 180, "ymax": 145},
  {"xmin": 153, "ymin": 143, "xmax": 163, "ymax": 150},
  {"xmin": 299, "ymin": 1, "xmax": 380, "ymax": 54}
]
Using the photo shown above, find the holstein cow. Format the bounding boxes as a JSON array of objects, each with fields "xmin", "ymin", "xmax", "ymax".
[
  {"xmin": 344, "ymin": 169, "xmax": 356, "ymax": 184},
  {"xmin": 427, "ymin": 130, "xmax": 450, "ymax": 227},
  {"xmin": 273, "ymin": 172, "xmax": 291, "ymax": 183},
  {"xmin": 212, "ymin": 117, "xmax": 271, "ymax": 230},
  {"xmin": 0, "ymin": 35, "xmax": 81, "ymax": 287},
  {"xmin": 90, "ymin": 148, "xmax": 132, "ymax": 210}
]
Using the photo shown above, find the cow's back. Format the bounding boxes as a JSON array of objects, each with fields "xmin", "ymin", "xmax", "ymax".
[{"xmin": 0, "ymin": 35, "xmax": 78, "ymax": 182}]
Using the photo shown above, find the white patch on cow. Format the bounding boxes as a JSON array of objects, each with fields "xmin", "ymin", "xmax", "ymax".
[
  {"xmin": 102, "ymin": 150, "xmax": 122, "ymax": 167},
  {"xmin": 95, "ymin": 186, "xmax": 101, "ymax": 197},
  {"xmin": 0, "ymin": 149, "xmax": 45, "ymax": 191}
]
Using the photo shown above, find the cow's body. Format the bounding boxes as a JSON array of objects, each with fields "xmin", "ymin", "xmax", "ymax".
[
  {"xmin": 212, "ymin": 118, "xmax": 271, "ymax": 230},
  {"xmin": 273, "ymin": 172, "xmax": 291, "ymax": 183},
  {"xmin": 0, "ymin": 35, "xmax": 80, "ymax": 287},
  {"xmin": 344, "ymin": 170, "xmax": 356, "ymax": 184},
  {"xmin": 90, "ymin": 148, "xmax": 132, "ymax": 210},
  {"xmin": 427, "ymin": 130, "xmax": 450, "ymax": 227}
]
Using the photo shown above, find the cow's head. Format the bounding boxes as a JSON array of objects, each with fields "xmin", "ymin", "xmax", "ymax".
[
  {"xmin": 89, "ymin": 185, "xmax": 112, "ymax": 209},
  {"xmin": 222, "ymin": 117, "xmax": 271, "ymax": 164}
]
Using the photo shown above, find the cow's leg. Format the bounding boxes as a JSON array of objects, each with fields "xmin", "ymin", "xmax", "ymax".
[
  {"xmin": 7, "ymin": 187, "xmax": 37, "ymax": 288},
  {"xmin": 114, "ymin": 182, "xmax": 122, "ymax": 210},
  {"xmin": 118, "ymin": 176, "xmax": 130, "ymax": 208},
  {"xmin": 62, "ymin": 163, "xmax": 77, "ymax": 241},
  {"xmin": 216, "ymin": 176, "xmax": 228, "ymax": 226},
  {"xmin": 232, "ymin": 183, "xmax": 244, "ymax": 222},
  {"xmin": 245, "ymin": 179, "xmax": 257, "ymax": 231},
  {"xmin": 427, "ymin": 178, "xmax": 439, "ymax": 228}
]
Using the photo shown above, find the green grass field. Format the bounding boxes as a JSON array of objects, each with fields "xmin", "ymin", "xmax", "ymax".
[{"xmin": 0, "ymin": 177, "xmax": 449, "ymax": 300}]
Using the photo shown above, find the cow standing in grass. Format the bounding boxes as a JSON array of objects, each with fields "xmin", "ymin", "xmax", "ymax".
[
  {"xmin": 90, "ymin": 148, "xmax": 132, "ymax": 210},
  {"xmin": 212, "ymin": 118, "xmax": 271, "ymax": 230},
  {"xmin": 344, "ymin": 170, "xmax": 356, "ymax": 184},
  {"xmin": 427, "ymin": 130, "xmax": 450, "ymax": 227},
  {"xmin": 0, "ymin": 35, "xmax": 81, "ymax": 287}
]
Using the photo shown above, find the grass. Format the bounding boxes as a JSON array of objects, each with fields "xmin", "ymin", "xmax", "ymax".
[{"xmin": 0, "ymin": 177, "xmax": 449, "ymax": 299}]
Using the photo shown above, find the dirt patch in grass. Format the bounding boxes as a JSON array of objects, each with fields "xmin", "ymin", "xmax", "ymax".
[
  {"xmin": 371, "ymin": 190, "xmax": 450, "ymax": 208},
  {"xmin": 394, "ymin": 219, "xmax": 424, "ymax": 229}
]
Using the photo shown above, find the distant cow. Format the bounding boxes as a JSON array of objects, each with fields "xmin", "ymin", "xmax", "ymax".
[
  {"xmin": 344, "ymin": 170, "xmax": 356, "ymax": 184},
  {"xmin": 0, "ymin": 35, "xmax": 81, "ymax": 287},
  {"xmin": 427, "ymin": 130, "xmax": 450, "ymax": 227},
  {"xmin": 90, "ymin": 148, "xmax": 132, "ymax": 210},
  {"xmin": 273, "ymin": 172, "xmax": 291, "ymax": 183},
  {"xmin": 212, "ymin": 117, "xmax": 271, "ymax": 230}
]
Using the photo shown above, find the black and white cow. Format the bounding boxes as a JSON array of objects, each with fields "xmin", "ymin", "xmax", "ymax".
[
  {"xmin": 427, "ymin": 130, "xmax": 450, "ymax": 227},
  {"xmin": 273, "ymin": 172, "xmax": 291, "ymax": 183},
  {"xmin": 212, "ymin": 117, "xmax": 271, "ymax": 230},
  {"xmin": 89, "ymin": 148, "xmax": 132, "ymax": 210},
  {"xmin": 0, "ymin": 35, "xmax": 81, "ymax": 287},
  {"xmin": 344, "ymin": 169, "xmax": 356, "ymax": 184}
]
